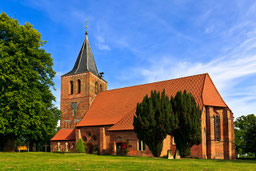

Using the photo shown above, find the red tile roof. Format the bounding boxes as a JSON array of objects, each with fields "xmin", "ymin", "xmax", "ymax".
[
  {"xmin": 76, "ymin": 73, "xmax": 227, "ymax": 130},
  {"xmin": 108, "ymin": 109, "xmax": 136, "ymax": 131},
  {"xmin": 51, "ymin": 129, "xmax": 75, "ymax": 141},
  {"xmin": 202, "ymin": 74, "xmax": 228, "ymax": 107}
]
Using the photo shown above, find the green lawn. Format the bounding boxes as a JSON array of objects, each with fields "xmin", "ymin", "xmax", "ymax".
[{"xmin": 0, "ymin": 152, "xmax": 255, "ymax": 170}]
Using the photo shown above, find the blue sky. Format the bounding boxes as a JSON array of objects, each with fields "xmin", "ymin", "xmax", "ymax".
[{"xmin": 1, "ymin": 0, "xmax": 256, "ymax": 118}]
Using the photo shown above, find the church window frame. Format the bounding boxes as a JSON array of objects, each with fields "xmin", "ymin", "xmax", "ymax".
[
  {"xmin": 92, "ymin": 135, "xmax": 97, "ymax": 141},
  {"xmin": 100, "ymin": 84, "xmax": 103, "ymax": 92},
  {"xmin": 70, "ymin": 81, "xmax": 74, "ymax": 94},
  {"xmin": 95, "ymin": 82, "xmax": 99, "ymax": 94},
  {"xmin": 83, "ymin": 136, "xmax": 87, "ymax": 143},
  {"xmin": 215, "ymin": 114, "xmax": 220, "ymax": 141},
  {"xmin": 137, "ymin": 140, "xmax": 146, "ymax": 151},
  {"xmin": 77, "ymin": 79, "xmax": 81, "ymax": 94},
  {"xmin": 72, "ymin": 102, "xmax": 77, "ymax": 117}
]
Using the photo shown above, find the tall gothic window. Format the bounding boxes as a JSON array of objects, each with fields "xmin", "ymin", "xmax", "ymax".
[
  {"xmin": 95, "ymin": 82, "xmax": 99, "ymax": 94},
  {"xmin": 216, "ymin": 115, "xmax": 220, "ymax": 141},
  {"xmin": 72, "ymin": 102, "xmax": 77, "ymax": 117},
  {"xmin": 100, "ymin": 84, "xmax": 103, "ymax": 92},
  {"xmin": 137, "ymin": 140, "xmax": 146, "ymax": 151},
  {"xmin": 70, "ymin": 81, "xmax": 73, "ymax": 94},
  {"xmin": 77, "ymin": 79, "xmax": 81, "ymax": 93}
]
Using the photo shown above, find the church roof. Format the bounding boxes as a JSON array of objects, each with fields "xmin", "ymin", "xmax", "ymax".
[
  {"xmin": 76, "ymin": 73, "xmax": 228, "ymax": 130},
  {"xmin": 63, "ymin": 33, "xmax": 99, "ymax": 76},
  {"xmin": 51, "ymin": 129, "xmax": 75, "ymax": 141},
  {"xmin": 108, "ymin": 109, "xmax": 136, "ymax": 131}
]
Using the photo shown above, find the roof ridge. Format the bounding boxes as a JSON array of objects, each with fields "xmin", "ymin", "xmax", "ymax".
[{"xmin": 104, "ymin": 73, "xmax": 208, "ymax": 93}]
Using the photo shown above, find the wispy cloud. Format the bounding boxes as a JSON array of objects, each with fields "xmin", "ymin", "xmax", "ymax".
[{"xmin": 95, "ymin": 35, "xmax": 111, "ymax": 51}]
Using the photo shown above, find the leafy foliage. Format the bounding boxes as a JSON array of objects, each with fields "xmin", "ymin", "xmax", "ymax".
[
  {"xmin": 0, "ymin": 12, "xmax": 58, "ymax": 151},
  {"xmin": 133, "ymin": 90, "xmax": 178, "ymax": 157},
  {"xmin": 75, "ymin": 139, "xmax": 85, "ymax": 153},
  {"xmin": 171, "ymin": 90, "xmax": 201, "ymax": 157},
  {"xmin": 235, "ymin": 114, "xmax": 256, "ymax": 158}
]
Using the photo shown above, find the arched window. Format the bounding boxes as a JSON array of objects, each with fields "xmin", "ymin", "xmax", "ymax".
[
  {"xmin": 95, "ymin": 82, "xmax": 99, "ymax": 94},
  {"xmin": 216, "ymin": 115, "xmax": 220, "ymax": 141},
  {"xmin": 92, "ymin": 135, "xmax": 97, "ymax": 141},
  {"xmin": 100, "ymin": 84, "xmax": 103, "ymax": 92},
  {"xmin": 70, "ymin": 81, "xmax": 73, "ymax": 94},
  {"xmin": 77, "ymin": 79, "xmax": 81, "ymax": 93},
  {"xmin": 83, "ymin": 136, "xmax": 87, "ymax": 143}
]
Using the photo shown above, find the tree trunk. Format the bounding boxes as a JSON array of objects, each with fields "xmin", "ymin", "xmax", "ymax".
[{"xmin": 3, "ymin": 135, "xmax": 16, "ymax": 152}]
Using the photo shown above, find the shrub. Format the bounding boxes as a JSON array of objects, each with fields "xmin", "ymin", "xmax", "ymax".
[{"xmin": 75, "ymin": 139, "xmax": 85, "ymax": 153}]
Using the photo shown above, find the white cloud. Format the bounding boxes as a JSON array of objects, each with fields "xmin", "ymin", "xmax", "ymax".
[{"xmin": 95, "ymin": 35, "xmax": 111, "ymax": 51}]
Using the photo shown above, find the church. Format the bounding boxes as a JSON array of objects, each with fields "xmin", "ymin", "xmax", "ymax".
[{"xmin": 51, "ymin": 31, "xmax": 235, "ymax": 159}]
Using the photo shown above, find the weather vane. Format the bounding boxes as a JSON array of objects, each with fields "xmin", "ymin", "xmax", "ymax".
[{"xmin": 85, "ymin": 19, "xmax": 88, "ymax": 35}]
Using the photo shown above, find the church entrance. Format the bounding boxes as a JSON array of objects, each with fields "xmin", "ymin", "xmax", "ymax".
[
  {"xmin": 86, "ymin": 143, "xmax": 93, "ymax": 154},
  {"xmin": 116, "ymin": 142, "xmax": 123, "ymax": 155}
]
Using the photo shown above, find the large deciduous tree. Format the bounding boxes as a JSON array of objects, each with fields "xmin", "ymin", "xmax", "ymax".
[
  {"xmin": 0, "ymin": 12, "xmax": 59, "ymax": 151},
  {"xmin": 171, "ymin": 90, "xmax": 201, "ymax": 157},
  {"xmin": 133, "ymin": 90, "xmax": 178, "ymax": 157},
  {"xmin": 235, "ymin": 114, "xmax": 256, "ymax": 159}
]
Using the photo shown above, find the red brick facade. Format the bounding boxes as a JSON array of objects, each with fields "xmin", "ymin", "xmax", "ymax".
[
  {"xmin": 60, "ymin": 72, "xmax": 107, "ymax": 129},
  {"xmin": 51, "ymin": 71, "xmax": 235, "ymax": 158}
]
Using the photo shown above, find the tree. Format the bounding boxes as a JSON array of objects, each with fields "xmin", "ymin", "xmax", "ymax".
[
  {"xmin": 245, "ymin": 122, "xmax": 256, "ymax": 159},
  {"xmin": 235, "ymin": 114, "xmax": 256, "ymax": 158},
  {"xmin": 0, "ymin": 12, "xmax": 58, "ymax": 151},
  {"xmin": 133, "ymin": 90, "xmax": 178, "ymax": 157},
  {"xmin": 171, "ymin": 90, "xmax": 201, "ymax": 157},
  {"xmin": 75, "ymin": 139, "xmax": 85, "ymax": 153}
]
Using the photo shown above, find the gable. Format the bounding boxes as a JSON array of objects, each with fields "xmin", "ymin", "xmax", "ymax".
[{"xmin": 202, "ymin": 74, "xmax": 227, "ymax": 107}]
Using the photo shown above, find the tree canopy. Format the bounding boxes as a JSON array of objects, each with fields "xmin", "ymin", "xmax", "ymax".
[
  {"xmin": 0, "ymin": 12, "xmax": 59, "ymax": 151},
  {"xmin": 171, "ymin": 90, "xmax": 201, "ymax": 157},
  {"xmin": 133, "ymin": 90, "xmax": 178, "ymax": 157},
  {"xmin": 235, "ymin": 114, "xmax": 256, "ymax": 158}
]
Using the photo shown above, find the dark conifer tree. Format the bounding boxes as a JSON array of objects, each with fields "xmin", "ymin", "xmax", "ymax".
[
  {"xmin": 171, "ymin": 90, "xmax": 201, "ymax": 157},
  {"xmin": 133, "ymin": 90, "xmax": 178, "ymax": 157}
]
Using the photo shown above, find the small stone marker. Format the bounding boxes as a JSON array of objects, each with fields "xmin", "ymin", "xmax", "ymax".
[
  {"xmin": 175, "ymin": 149, "xmax": 180, "ymax": 159},
  {"xmin": 167, "ymin": 150, "xmax": 174, "ymax": 159}
]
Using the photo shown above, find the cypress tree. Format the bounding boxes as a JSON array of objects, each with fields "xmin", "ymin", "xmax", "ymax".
[
  {"xmin": 171, "ymin": 90, "xmax": 201, "ymax": 157},
  {"xmin": 75, "ymin": 139, "xmax": 85, "ymax": 153},
  {"xmin": 133, "ymin": 90, "xmax": 177, "ymax": 157}
]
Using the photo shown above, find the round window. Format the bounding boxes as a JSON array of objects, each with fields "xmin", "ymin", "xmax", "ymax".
[
  {"xmin": 92, "ymin": 135, "xmax": 97, "ymax": 141},
  {"xmin": 83, "ymin": 136, "xmax": 87, "ymax": 142},
  {"xmin": 87, "ymin": 132, "xmax": 91, "ymax": 137}
]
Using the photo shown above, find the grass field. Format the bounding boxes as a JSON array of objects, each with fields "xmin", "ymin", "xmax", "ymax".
[{"xmin": 0, "ymin": 152, "xmax": 256, "ymax": 170}]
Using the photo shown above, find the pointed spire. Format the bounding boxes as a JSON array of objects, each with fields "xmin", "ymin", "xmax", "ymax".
[
  {"xmin": 85, "ymin": 19, "xmax": 88, "ymax": 35},
  {"xmin": 63, "ymin": 28, "xmax": 99, "ymax": 76}
]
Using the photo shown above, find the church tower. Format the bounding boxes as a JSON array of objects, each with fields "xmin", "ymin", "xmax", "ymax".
[{"xmin": 60, "ymin": 31, "xmax": 107, "ymax": 129}]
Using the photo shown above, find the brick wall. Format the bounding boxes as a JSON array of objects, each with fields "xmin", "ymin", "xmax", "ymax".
[
  {"xmin": 109, "ymin": 131, "xmax": 171, "ymax": 157},
  {"xmin": 51, "ymin": 141, "xmax": 75, "ymax": 152},
  {"xmin": 206, "ymin": 106, "xmax": 235, "ymax": 159},
  {"xmin": 60, "ymin": 72, "xmax": 107, "ymax": 129}
]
